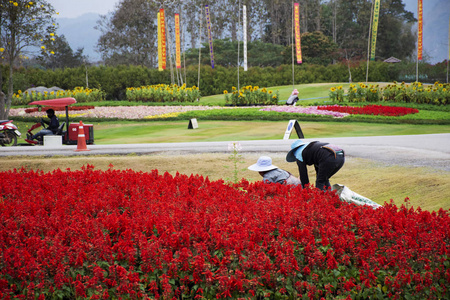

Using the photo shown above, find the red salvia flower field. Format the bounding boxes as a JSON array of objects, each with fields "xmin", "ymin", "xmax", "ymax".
[
  {"xmin": 317, "ymin": 105, "xmax": 419, "ymax": 116},
  {"xmin": 0, "ymin": 166, "xmax": 449, "ymax": 299}
]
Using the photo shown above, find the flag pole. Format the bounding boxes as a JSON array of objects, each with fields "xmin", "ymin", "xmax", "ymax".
[
  {"xmin": 366, "ymin": 0, "xmax": 374, "ymax": 83},
  {"xmin": 416, "ymin": 0, "xmax": 423, "ymax": 83},
  {"xmin": 292, "ymin": 0, "xmax": 295, "ymax": 89},
  {"xmin": 237, "ymin": 0, "xmax": 241, "ymax": 91},
  {"xmin": 447, "ymin": 16, "xmax": 449, "ymax": 83},
  {"xmin": 197, "ymin": 7, "xmax": 202, "ymax": 89}
]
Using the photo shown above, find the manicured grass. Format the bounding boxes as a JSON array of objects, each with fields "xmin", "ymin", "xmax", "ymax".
[
  {"xmin": 91, "ymin": 120, "xmax": 449, "ymax": 144},
  {"xmin": 200, "ymin": 82, "xmax": 353, "ymax": 106},
  {"xmin": 13, "ymin": 119, "xmax": 449, "ymax": 145}
]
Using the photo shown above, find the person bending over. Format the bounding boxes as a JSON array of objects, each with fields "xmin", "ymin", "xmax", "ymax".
[{"xmin": 286, "ymin": 139, "xmax": 345, "ymax": 191}]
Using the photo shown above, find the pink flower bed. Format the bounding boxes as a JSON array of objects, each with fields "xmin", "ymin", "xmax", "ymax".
[
  {"xmin": 9, "ymin": 106, "xmax": 225, "ymax": 119},
  {"xmin": 260, "ymin": 106, "xmax": 349, "ymax": 118}
]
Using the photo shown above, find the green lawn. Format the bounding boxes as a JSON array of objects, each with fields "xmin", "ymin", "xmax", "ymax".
[
  {"xmin": 91, "ymin": 120, "xmax": 449, "ymax": 144},
  {"xmin": 11, "ymin": 82, "xmax": 449, "ymax": 145},
  {"xmin": 200, "ymin": 82, "xmax": 352, "ymax": 106}
]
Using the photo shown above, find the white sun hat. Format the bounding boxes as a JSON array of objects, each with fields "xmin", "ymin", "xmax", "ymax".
[{"xmin": 248, "ymin": 156, "xmax": 278, "ymax": 172}]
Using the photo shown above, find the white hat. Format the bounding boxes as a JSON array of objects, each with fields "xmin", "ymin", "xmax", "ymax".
[{"xmin": 248, "ymin": 156, "xmax": 278, "ymax": 172}]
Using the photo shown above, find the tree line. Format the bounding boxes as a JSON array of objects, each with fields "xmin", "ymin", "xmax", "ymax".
[{"xmin": 93, "ymin": 0, "xmax": 416, "ymax": 68}]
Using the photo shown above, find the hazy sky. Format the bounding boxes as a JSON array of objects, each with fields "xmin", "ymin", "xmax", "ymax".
[
  {"xmin": 48, "ymin": 0, "xmax": 119, "ymax": 18},
  {"xmin": 49, "ymin": 0, "xmax": 422, "ymax": 19}
]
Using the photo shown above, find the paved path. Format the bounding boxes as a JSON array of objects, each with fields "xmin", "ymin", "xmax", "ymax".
[{"xmin": 2, "ymin": 133, "xmax": 450, "ymax": 171}]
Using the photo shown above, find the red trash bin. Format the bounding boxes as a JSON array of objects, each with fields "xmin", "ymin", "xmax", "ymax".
[{"xmin": 67, "ymin": 123, "xmax": 94, "ymax": 145}]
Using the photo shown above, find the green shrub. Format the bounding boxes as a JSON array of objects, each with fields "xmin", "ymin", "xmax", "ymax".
[
  {"xmin": 12, "ymin": 87, "xmax": 105, "ymax": 105},
  {"xmin": 126, "ymin": 84, "xmax": 201, "ymax": 103},
  {"xmin": 3, "ymin": 60, "xmax": 446, "ymax": 101},
  {"xmin": 329, "ymin": 81, "xmax": 449, "ymax": 106},
  {"xmin": 224, "ymin": 85, "xmax": 279, "ymax": 106}
]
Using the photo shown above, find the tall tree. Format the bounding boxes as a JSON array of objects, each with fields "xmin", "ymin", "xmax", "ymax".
[
  {"xmin": 184, "ymin": 38, "xmax": 286, "ymax": 67},
  {"xmin": 325, "ymin": 0, "xmax": 416, "ymax": 61},
  {"xmin": 376, "ymin": 0, "xmax": 416, "ymax": 60},
  {"xmin": 95, "ymin": 0, "xmax": 162, "ymax": 67},
  {"xmin": 300, "ymin": 31, "xmax": 338, "ymax": 65},
  {"xmin": 262, "ymin": 0, "xmax": 292, "ymax": 45},
  {"xmin": 36, "ymin": 35, "xmax": 86, "ymax": 69},
  {"xmin": 0, "ymin": 0, "xmax": 57, "ymax": 119}
]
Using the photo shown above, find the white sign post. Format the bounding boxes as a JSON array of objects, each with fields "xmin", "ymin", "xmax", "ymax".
[
  {"xmin": 188, "ymin": 118, "xmax": 198, "ymax": 129},
  {"xmin": 283, "ymin": 120, "xmax": 304, "ymax": 139}
]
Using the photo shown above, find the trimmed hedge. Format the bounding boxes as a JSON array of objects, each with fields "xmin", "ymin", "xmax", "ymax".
[{"xmin": 2, "ymin": 61, "xmax": 448, "ymax": 101}]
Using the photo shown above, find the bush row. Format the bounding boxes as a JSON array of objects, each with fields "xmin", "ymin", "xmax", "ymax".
[
  {"xmin": 224, "ymin": 85, "xmax": 279, "ymax": 106},
  {"xmin": 3, "ymin": 61, "xmax": 447, "ymax": 101},
  {"xmin": 329, "ymin": 82, "xmax": 449, "ymax": 105},
  {"xmin": 12, "ymin": 87, "xmax": 105, "ymax": 105},
  {"xmin": 126, "ymin": 84, "xmax": 201, "ymax": 103}
]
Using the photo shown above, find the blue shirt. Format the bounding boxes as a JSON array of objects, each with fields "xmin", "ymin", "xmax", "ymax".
[{"xmin": 293, "ymin": 142, "xmax": 312, "ymax": 162}]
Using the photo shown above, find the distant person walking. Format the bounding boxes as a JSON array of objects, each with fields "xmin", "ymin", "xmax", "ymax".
[
  {"xmin": 286, "ymin": 140, "xmax": 345, "ymax": 191},
  {"xmin": 248, "ymin": 156, "xmax": 301, "ymax": 186}
]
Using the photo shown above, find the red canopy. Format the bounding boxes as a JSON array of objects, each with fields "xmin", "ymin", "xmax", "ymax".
[{"xmin": 28, "ymin": 98, "xmax": 77, "ymax": 107}]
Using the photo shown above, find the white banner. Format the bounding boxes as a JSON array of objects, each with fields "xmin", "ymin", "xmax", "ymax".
[{"xmin": 243, "ymin": 5, "xmax": 247, "ymax": 71}]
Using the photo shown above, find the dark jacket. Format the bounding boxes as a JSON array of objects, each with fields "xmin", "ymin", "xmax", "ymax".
[
  {"xmin": 296, "ymin": 142, "xmax": 334, "ymax": 187},
  {"xmin": 43, "ymin": 115, "xmax": 60, "ymax": 134}
]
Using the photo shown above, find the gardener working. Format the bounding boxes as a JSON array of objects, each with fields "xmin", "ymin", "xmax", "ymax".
[
  {"xmin": 26, "ymin": 108, "xmax": 60, "ymax": 143},
  {"xmin": 248, "ymin": 156, "xmax": 301, "ymax": 186},
  {"xmin": 286, "ymin": 139, "xmax": 345, "ymax": 191}
]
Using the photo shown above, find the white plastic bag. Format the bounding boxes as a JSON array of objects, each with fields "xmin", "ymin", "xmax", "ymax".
[{"xmin": 332, "ymin": 184, "xmax": 381, "ymax": 209}]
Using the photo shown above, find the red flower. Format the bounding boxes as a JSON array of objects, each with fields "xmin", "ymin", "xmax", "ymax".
[{"xmin": 317, "ymin": 104, "xmax": 419, "ymax": 116}]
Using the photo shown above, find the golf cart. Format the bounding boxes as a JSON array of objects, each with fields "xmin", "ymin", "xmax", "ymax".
[{"xmin": 26, "ymin": 98, "xmax": 94, "ymax": 145}]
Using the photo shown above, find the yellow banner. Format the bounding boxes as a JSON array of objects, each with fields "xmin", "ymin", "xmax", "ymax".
[
  {"xmin": 370, "ymin": 0, "xmax": 380, "ymax": 61},
  {"xmin": 418, "ymin": 0, "xmax": 423, "ymax": 61},
  {"xmin": 157, "ymin": 12, "xmax": 162, "ymax": 71},
  {"xmin": 160, "ymin": 9, "xmax": 167, "ymax": 70},
  {"xmin": 175, "ymin": 13, "xmax": 181, "ymax": 69},
  {"xmin": 294, "ymin": 3, "xmax": 302, "ymax": 64}
]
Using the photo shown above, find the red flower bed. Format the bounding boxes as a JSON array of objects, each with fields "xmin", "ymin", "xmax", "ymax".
[
  {"xmin": 317, "ymin": 104, "xmax": 419, "ymax": 116},
  {"xmin": 0, "ymin": 166, "xmax": 448, "ymax": 299},
  {"xmin": 24, "ymin": 106, "xmax": 95, "ymax": 114}
]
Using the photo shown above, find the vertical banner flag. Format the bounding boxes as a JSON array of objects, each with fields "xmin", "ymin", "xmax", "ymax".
[
  {"xmin": 205, "ymin": 5, "xmax": 215, "ymax": 68},
  {"xmin": 175, "ymin": 13, "xmax": 181, "ymax": 69},
  {"xmin": 243, "ymin": 5, "xmax": 248, "ymax": 71},
  {"xmin": 160, "ymin": 9, "xmax": 167, "ymax": 70},
  {"xmin": 157, "ymin": 12, "xmax": 162, "ymax": 71},
  {"xmin": 370, "ymin": 0, "xmax": 380, "ymax": 61},
  {"xmin": 294, "ymin": 3, "xmax": 302, "ymax": 64},
  {"xmin": 418, "ymin": 0, "xmax": 423, "ymax": 61}
]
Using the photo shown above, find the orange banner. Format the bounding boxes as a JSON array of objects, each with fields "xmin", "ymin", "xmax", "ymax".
[
  {"xmin": 418, "ymin": 0, "xmax": 423, "ymax": 61},
  {"xmin": 175, "ymin": 13, "xmax": 181, "ymax": 69},
  {"xmin": 157, "ymin": 12, "xmax": 162, "ymax": 71},
  {"xmin": 294, "ymin": 3, "xmax": 302, "ymax": 64},
  {"xmin": 160, "ymin": 9, "xmax": 166, "ymax": 70}
]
